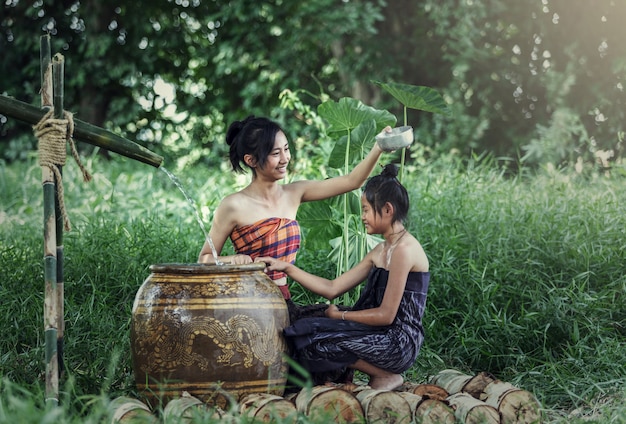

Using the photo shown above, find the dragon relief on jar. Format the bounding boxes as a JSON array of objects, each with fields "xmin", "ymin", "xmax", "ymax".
[{"xmin": 133, "ymin": 312, "xmax": 286, "ymax": 374}]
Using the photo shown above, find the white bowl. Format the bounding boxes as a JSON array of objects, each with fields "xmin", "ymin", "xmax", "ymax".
[{"xmin": 375, "ymin": 126, "xmax": 414, "ymax": 152}]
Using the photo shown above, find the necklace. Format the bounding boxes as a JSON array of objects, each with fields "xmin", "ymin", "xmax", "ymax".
[
  {"xmin": 388, "ymin": 228, "xmax": 407, "ymax": 237},
  {"xmin": 381, "ymin": 229, "xmax": 407, "ymax": 268}
]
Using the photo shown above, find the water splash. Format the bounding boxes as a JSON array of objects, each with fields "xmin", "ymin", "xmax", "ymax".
[{"xmin": 160, "ymin": 167, "xmax": 224, "ymax": 265}]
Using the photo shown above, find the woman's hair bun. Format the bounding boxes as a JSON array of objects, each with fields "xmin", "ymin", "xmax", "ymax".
[{"xmin": 226, "ymin": 115, "xmax": 255, "ymax": 146}]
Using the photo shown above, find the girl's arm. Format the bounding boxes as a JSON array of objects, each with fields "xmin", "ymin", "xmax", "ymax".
[
  {"xmin": 255, "ymin": 254, "xmax": 374, "ymax": 300},
  {"xmin": 327, "ymin": 244, "xmax": 414, "ymax": 326}
]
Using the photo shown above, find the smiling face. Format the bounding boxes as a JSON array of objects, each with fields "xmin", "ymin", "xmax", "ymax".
[
  {"xmin": 258, "ymin": 130, "xmax": 291, "ymax": 180},
  {"xmin": 361, "ymin": 194, "xmax": 381, "ymax": 235}
]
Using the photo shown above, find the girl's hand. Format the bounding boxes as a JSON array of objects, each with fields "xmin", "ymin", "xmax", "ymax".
[
  {"xmin": 255, "ymin": 256, "xmax": 289, "ymax": 271},
  {"xmin": 325, "ymin": 304, "xmax": 340, "ymax": 319}
]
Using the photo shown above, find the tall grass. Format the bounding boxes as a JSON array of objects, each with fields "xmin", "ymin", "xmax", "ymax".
[{"xmin": 1, "ymin": 154, "xmax": 624, "ymax": 422}]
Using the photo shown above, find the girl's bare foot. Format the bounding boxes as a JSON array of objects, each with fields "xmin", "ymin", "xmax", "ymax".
[{"xmin": 369, "ymin": 373, "xmax": 403, "ymax": 391}]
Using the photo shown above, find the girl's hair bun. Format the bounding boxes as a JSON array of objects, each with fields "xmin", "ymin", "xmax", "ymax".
[{"xmin": 380, "ymin": 163, "xmax": 399, "ymax": 179}]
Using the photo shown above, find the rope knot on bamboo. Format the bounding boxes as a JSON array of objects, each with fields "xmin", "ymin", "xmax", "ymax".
[{"xmin": 34, "ymin": 108, "xmax": 92, "ymax": 232}]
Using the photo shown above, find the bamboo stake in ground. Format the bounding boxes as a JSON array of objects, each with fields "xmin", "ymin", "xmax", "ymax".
[
  {"xmin": 52, "ymin": 52, "xmax": 65, "ymax": 381},
  {"xmin": 40, "ymin": 33, "xmax": 59, "ymax": 406}
]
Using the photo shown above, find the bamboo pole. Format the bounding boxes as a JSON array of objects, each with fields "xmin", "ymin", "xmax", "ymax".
[
  {"xmin": 40, "ymin": 34, "xmax": 59, "ymax": 406},
  {"xmin": 52, "ymin": 52, "xmax": 65, "ymax": 380},
  {"xmin": 0, "ymin": 94, "xmax": 163, "ymax": 168}
]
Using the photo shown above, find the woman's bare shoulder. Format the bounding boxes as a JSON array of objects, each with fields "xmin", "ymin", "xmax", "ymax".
[{"xmin": 214, "ymin": 191, "xmax": 248, "ymax": 218}]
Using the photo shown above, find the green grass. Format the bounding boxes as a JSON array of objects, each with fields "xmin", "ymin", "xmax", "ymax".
[{"xmin": 1, "ymin": 154, "xmax": 625, "ymax": 423}]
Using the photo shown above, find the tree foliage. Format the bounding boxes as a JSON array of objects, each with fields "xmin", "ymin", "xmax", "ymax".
[{"xmin": 1, "ymin": 0, "xmax": 625, "ymax": 169}]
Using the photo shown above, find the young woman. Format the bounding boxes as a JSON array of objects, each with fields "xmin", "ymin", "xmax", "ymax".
[
  {"xmin": 198, "ymin": 116, "xmax": 388, "ymax": 307},
  {"xmin": 256, "ymin": 164, "xmax": 430, "ymax": 390}
]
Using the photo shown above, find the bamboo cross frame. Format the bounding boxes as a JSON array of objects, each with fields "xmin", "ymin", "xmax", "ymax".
[
  {"xmin": 3, "ymin": 34, "xmax": 164, "ymax": 405},
  {"xmin": 0, "ymin": 95, "xmax": 163, "ymax": 168}
]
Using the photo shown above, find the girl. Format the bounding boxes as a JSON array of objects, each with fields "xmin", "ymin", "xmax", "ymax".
[{"xmin": 256, "ymin": 164, "xmax": 429, "ymax": 390}]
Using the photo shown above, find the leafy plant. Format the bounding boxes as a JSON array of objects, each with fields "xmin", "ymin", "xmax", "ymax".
[
  {"xmin": 372, "ymin": 81, "xmax": 451, "ymax": 182},
  {"xmin": 297, "ymin": 82, "xmax": 450, "ymax": 298}
]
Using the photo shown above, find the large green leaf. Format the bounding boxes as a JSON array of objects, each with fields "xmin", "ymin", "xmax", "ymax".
[
  {"xmin": 327, "ymin": 228, "xmax": 383, "ymax": 269},
  {"xmin": 327, "ymin": 120, "xmax": 378, "ymax": 169},
  {"xmin": 296, "ymin": 200, "xmax": 342, "ymax": 250},
  {"xmin": 372, "ymin": 81, "xmax": 451, "ymax": 116},
  {"xmin": 318, "ymin": 97, "xmax": 396, "ymax": 136}
]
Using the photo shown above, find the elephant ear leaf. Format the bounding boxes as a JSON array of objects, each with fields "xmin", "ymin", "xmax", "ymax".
[
  {"xmin": 328, "ymin": 120, "xmax": 378, "ymax": 169},
  {"xmin": 372, "ymin": 80, "xmax": 451, "ymax": 116},
  {"xmin": 318, "ymin": 97, "xmax": 396, "ymax": 136},
  {"xmin": 297, "ymin": 200, "xmax": 341, "ymax": 250}
]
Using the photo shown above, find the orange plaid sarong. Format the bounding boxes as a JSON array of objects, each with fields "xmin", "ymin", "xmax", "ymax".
[{"xmin": 230, "ymin": 218, "xmax": 301, "ymax": 295}]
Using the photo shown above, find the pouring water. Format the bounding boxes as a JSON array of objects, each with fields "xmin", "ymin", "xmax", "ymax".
[{"xmin": 160, "ymin": 167, "xmax": 224, "ymax": 265}]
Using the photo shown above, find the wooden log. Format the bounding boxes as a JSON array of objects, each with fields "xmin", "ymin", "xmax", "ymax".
[
  {"xmin": 430, "ymin": 369, "xmax": 473, "ymax": 395},
  {"xmin": 415, "ymin": 398, "xmax": 457, "ymax": 424},
  {"xmin": 284, "ymin": 392, "xmax": 298, "ymax": 403},
  {"xmin": 163, "ymin": 391, "xmax": 222, "ymax": 423},
  {"xmin": 239, "ymin": 393, "xmax": 297, "ymax": 423},
  {"xmin": 409, "ymin": 383, "xmax": 450, "ymax": 401},
  {"xmin": 396, "ymin": 391, "xmax": 422, "ymax": 415},
  {"xmin": 480, "ymin": 381, "xmax": 542, "ymax": 424},
  {"xmin": 463, "ymin": 371, "xmax": 497, "ymax": 399},
  {"xmin": 447, "ymin": 392, "xmax": 500, "ymax": 424},
  {"xmin": 355, "ymin": 389, "xmax": 412, "ymax": 424},
  {"xmin": 199, "ymin": 386, "xmax": 238, "ymax": 412},
  {"xmin": 108, "ymin": 396, "xmax": 158, "ymax": 424},
  {"xmin": 295, "ymin": 385, "xmax": 364, "ymax": 423}
]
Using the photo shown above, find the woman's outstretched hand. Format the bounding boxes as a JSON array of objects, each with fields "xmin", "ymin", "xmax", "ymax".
[
  {"xmin": 378, "ymin": 126, "xmax": 392, "ymax": 136},
  {"xmin": 230, "ymin": 254, "xmax": 253, "ymax": 265}
]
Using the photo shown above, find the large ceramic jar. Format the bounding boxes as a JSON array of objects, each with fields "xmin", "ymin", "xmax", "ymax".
[{"xmin": 130, "ymin": 263, "xmax": 289, "ymax": 408}]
